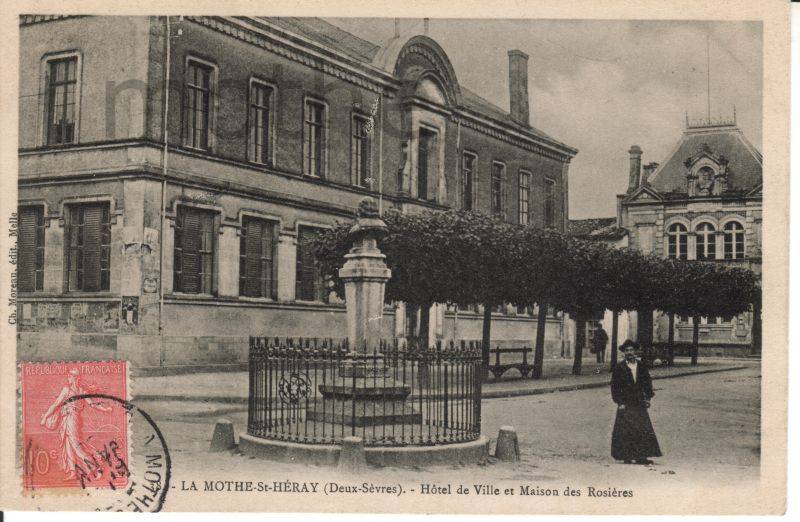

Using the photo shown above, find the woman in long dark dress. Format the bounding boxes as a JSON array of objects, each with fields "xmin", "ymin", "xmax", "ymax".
[{"xmin": 611, "ymin": 340, "xmax": 662, "ymax": 464}]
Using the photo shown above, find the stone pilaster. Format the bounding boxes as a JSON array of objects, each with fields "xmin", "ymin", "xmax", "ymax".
[
  {"xmin": 276, "ymin": 233, "xmax": 296, "ymax": 302},
  {"xmin": 217, "ymin": 224, "xmax": 239, "ymax": 297}
]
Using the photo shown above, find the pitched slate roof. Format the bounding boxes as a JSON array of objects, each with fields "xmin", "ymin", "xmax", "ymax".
[
  {"xmin": 261, "ymin": 18, "xmax": 574, "ymax": 153},
  {"xmin": 259, "ymin": 17, "xmax": 381, "ymax": 62},
  {"xmin": 648, "ymin": 124, "xmax": 762, "ymax": 194},
  {"xmin": 568, "ymin": 217, "xmax": 628, "ymax": 240}
]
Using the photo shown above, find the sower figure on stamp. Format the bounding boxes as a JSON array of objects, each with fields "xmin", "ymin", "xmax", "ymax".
[
  {"xmin": 40, "ymin": 369, "xmax": 112, "ymax": 480},
  {"xmin": 611, "ymin": 340, "xmax": 662, "ymax": 465}
]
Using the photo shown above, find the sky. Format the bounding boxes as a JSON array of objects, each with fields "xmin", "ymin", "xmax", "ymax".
[{"xmin": 328, "ymin": 18, "xmax": 763, "ymax": 219}]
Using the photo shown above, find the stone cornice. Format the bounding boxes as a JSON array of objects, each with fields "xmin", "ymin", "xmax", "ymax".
[
  {"xmin": 452, "ymin": 112, "xmax": 576, "ymax": 163},
  {"xmin": 190, "ymin": 16, "xmax": 396, "ymax": 96}
]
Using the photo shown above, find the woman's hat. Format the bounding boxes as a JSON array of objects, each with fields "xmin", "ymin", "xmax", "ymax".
[{"xmin": 618, "ymin": 339, "xmax": 639, "ymax": 352}]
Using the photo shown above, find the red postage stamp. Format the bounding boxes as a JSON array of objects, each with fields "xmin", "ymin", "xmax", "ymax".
[{"xmin": 20, "ymin": 361, "xmax": 129, "ymax": 490}]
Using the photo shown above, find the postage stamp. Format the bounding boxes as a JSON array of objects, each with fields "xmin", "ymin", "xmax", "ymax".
[{"xmin": 20, "ymin": 361, "xmax": 129, "ymax": 490}]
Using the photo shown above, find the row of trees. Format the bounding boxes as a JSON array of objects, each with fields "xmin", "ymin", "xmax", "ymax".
[{"xmin": 313, "ymin": 209, "xmax": 760, "ymax": 378}]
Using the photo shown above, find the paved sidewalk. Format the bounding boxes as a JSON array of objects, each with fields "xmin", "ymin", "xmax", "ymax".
[{"xmin": 131, "ymin": 357, "xmax": 751, "ymax": 404}]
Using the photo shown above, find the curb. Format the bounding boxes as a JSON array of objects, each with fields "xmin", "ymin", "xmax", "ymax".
[
  {"xmin": 132, "ymin": 365, "xmax": 747, "ymax": 405},
  {"xmin": 481, "ymin": 365, "xmax": 747, "ymax": 399}
]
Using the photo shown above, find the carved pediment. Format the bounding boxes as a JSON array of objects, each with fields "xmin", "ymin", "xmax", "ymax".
[
  {"xmin": 625, "ymin": 185, "xmax": 662, "ymax": 203},
  {"xmin": 684, "ymin": 144, "xmax": 729, "ymax": 197}
]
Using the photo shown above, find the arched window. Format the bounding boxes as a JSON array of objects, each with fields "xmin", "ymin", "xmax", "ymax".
[
  {"xmin": 667, "ymin": 223, "xmax": 688, "ymax": 259},
  {"xmin": 724, "ymin": 221, "xmax": 745, "ymax": 259},
  {"xmin": 695, "ymin": 223, "xmax": 716, "ymax": 260}
]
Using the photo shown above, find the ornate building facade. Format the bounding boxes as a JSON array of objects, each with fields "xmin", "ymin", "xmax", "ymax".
[
  {"xmin": 16, "ymin": 16, "xmax": 577, "ymax": 368},
  {"xmin": 620, "ymin": 117, "xmax": 761, "ymax": 356}
]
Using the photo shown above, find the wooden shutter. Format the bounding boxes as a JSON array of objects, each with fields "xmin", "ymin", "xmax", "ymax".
[
  {"xmin": 81, "ymin": 205, "xmax": 103, "ymax": 292},
  {"xmin": 240, "ymin": 218, "xmax": 275, "ymax": 298},
  {"xmin": 295, "ymin": 227, "xmax": 320, "ymax": 301},
  {"xmin": 175, "ymin": 206, "xmax": 216, "ymax": 294},
  {"xmin": 18, "ymin": 206, "xmax": 44, "ymax": 292}
]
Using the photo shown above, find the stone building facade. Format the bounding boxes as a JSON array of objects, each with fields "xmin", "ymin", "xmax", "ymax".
[
  {"xmin": 571, "ymin": 117, "xmax": 762, "ymax": 358},
  {"xmin": 16, "ymin": 16, "xmax": 577, "ymax": 368}
]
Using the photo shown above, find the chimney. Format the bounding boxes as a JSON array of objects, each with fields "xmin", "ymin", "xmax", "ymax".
[
  {"xmin": 627, "ymin": 145, "xmax": 642, "ymax": 193},
  {"xmin": 641, "ymin": 162, "xmax": 659, "ymax": 185},
  {"xmin": 508, "ymin": 50, "xmax": 530, "ymax": 126}
]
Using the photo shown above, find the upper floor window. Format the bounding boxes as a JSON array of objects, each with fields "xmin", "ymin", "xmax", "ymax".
[
  {"xmin": 417, "ymin": 128, "xmax": 438, "ymax": 200},
  {"xmin": 462, "ymin": 152, "xmax": 477, "ymax": 211},
  {"xmin": 296, "ymin": 226, "xmax": 327, "ymax": 302},
  {"xmin": 239, "ymin": 217, "xmax": 277, "ymax": 299},
  {"xmin": 667, "ymin": 223, "xmax": 688, "ymax": 260},
  {"xmin": 174, "ymin": 206, "xmax": 216, "ymax": 294},
  {"xmin": 18, "ymin": 205, "xmax": 45, "ymax": 292},
  {"xmin": 248, "ymin": 81, "xmax": 273, "ymax": 165},
  {"xmin": 351, "ymin": 114, "xmax": 371, "ymax": 187},
  {"xmin": 518, "ymin": 170, "xmax": 531, "ymax": 225},
  {"xmin": 544, "ymin": 178, "xmax": 556, "ymax": 228},
  {"xmin": 45, "ymin": 56, "xmax": 78, "ymax": 145},
  {"xmin": 66, "ymin": 203, "xmax": 110, "ymax": 292},
  {"xmin": 724, "ymin": 221, "xmax": 745, "ymax": 259},
  {"xmin": 491, "ymin": 162, "xmax": 505, "ymax": 218},
  {"xmin": 183, "ymin": 60, "xmax": 214, "ymax": 150},
  {"xmin": 695, "ymin": 223, "xmax": 716, "ymax": 260},
  {"xmin": 303, "ymin": 99, "xmax": 326, "ymax": 177}
]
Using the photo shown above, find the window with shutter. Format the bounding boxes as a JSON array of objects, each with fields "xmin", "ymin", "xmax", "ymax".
[
  {"xmin": 66, "ymin": 203, "xmax": 110, "ymax": 292},
  {"xmin": 518, "ymin": 171, "xmax": 530, "ymax": 225},
  {"xmin": 239, "ymin": 217, "xmax": 277, "ymax": 298},
  {"xmin": 462, "ymin": 152, "xmax": 476, "ymax": 211},
  {"xmin": 18, "ymin": 206, "xmax": 45, "ymax": 292},
  {"xmin": 174, "ymin": 206, "xmax": 216, "ymax": 294},
  {"xmin": 248, "ymin": 81, "xmax": 272, "ymax": 164},
  {"xmin": 295, "ymin": 226, "xmax": 326, "ymax": 302},
  {"xmin": 303, "ymin": 100, "xmax": 326, "ymax": 177}
]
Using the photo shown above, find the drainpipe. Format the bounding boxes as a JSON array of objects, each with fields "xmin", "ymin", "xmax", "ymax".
[
  {"xmin": 378, "ymin": 92, "xmax": 383, "ymax": 215},
  {"xmin": 158, "ymin": 16, "xmax": 172, "ymax": 366}
]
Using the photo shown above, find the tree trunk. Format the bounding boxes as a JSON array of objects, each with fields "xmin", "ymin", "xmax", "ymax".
[
  {"xmin": 691, "ymin": 315, "xmax": 700, "ymax": 365},
  {"xmin": 419, "ymin": 304, "xmax": 431, "ymax": 349},
  {"xmin": 667, "ymin": 313, "xmax": 675, "ymax": 366},
  {"xmin": 573, "ymin": 316, "xmax": 585, "ymax": 375},
  {"xmin": 532, "ymin": 304, "xmax": 547, "ymax": 379},
  {"xmin": 751, "ymin": 299, "xmax": 762, "ymax": 356},
  {"xmin": 610, "ymin": 309, "xmax": 619, "ymax": 371},
  {"xmin": 637, "ymin": 307, "xmax": 653, "ymax": 363},
  {"xmin": 482, "ymin": 304, "xmax": 492, "ymax": 381}
]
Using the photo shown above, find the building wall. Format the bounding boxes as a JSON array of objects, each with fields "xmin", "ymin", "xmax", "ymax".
[
  {"xmin": 19, "ymin": 16, "xmax": 152, "ymax": 148},
  {"xmin": 17, "ymin": 16, "xmax": 575, "ymax": 368}
]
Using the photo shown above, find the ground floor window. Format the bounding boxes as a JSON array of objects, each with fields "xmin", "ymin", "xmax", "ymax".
[
  {"xmin": 239, "ymin": 217, "xmax": 277, "ymax": 298},
  {"xmin": 66, "ymin": 203, "xmax": 110, "ymax": 292},
  {"xmin": 174, "ymin": 206, "xmax": 216, "ymax": 294},
  {"xmin": 295, "ymin": 226, "xmax": 327, "ymax": 302},
  {"xmin": 18, "ymin": 205, "xmax": 45, "ymax": 292}
]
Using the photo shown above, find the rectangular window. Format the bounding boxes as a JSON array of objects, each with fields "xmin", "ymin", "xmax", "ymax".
[
  {"xmin": 544, "ymin": 178, "xmax": 556, "ymax": 228},
  {"xmin": 491, "ymin": 162, "xmax": 505, "ymax": 217},
  {"xmin": 296, "ymin": 226, "xmax": 327, "ymax": 302},
  {"xmin": 174, "ymin": 206, "xmax": 216, "ymax": 294},
  {"xmin": 462, "ymin": 152, "xmax": 476, "ymax": 211},
  {"xmin": 183, "ymin": 60, "xmax": 213, "ymax": 150},
  {"xmin": 351, "ymin": 114, "xmax": 371, "ymax": 187},
  {"xmin": 45, "ymin": 57, "xmax": 78, "ymax": 145},
  {"xmin": 303, "ymin": 99, "xmax": 326, "ymax": 177},
  {"xmin": 518, "ymin": 171, "xmax": 530, "ymax": 225},
  {"xmin": 66, "ymin": 203, "xmax": 110, "ymax": 292},
  {"xmin": 239, "ymin": 217, "xmax": 276, "ymax": 298},
  {"xmin": 417, "ymin": 128, "xmax": 438, "ymax": 200},
  {"xmin": 248, "ymin": 82, "xmax": 272, "ymax": 164},
  {"xmin": 18, "ymin": 206, "xmax": 45, "ymax": 292}
]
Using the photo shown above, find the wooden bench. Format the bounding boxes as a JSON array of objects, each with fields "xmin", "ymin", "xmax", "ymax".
[{"xmin": 489, "ymin": 346, "xmax": 533, "ymax": 380}]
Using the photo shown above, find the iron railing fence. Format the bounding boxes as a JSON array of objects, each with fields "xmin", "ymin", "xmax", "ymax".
[{"xmin": 247, "ymin": 337, "xmax": 482, "ymax": 447}]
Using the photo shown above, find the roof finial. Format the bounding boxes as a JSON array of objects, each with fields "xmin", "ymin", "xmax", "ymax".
[
  {"xmin": 394, "ymin": 18, "xmax": 400, "ymax": 38},
  {"xmin": 423, "ymin": 18, "xmax": 429, "ymax": 35},
  {"xmin": 733, "ymin": 104, "xmax": 737, "ymax": 125}
]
